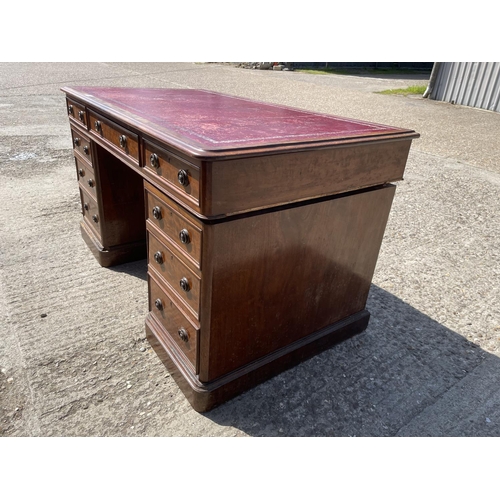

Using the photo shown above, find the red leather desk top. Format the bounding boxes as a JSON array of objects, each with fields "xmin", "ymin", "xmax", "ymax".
[{"xmin": 62, "ymin": 87, "xmax": 417, "ymax": 158}]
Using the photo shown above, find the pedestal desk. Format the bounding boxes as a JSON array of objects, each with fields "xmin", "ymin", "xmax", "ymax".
[{"xmin": 61, "ymin": 87, "xmax": 419, "ymax": 412}]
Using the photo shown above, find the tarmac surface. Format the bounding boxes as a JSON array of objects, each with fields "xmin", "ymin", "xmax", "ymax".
[{"xmin": 1, "ymin": 62, "xmax": 499, "ymax": 436}]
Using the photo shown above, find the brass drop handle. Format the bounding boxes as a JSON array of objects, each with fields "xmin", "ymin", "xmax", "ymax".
[
  {"xmin": 73, "ymin": 137, "xmax": 80, "ymax": 147},
  {"xmin": 94, "ymin": 120, "xmax": 101, "ymax": 132},
  {"xmin": 83, "ymin": 203, "xmax": 89, "ymax": 211},
  {"xmin": 152, "ymin": 206, "xmax": 162, "ymax": 220},
  {"xmin": 179, "ymin": 277, "xmax": 190, "ymax": 292},
  {"xmin": 177, "ymin": 169, "xmax": 189, "ymax": 186},
  {"xmin": 154, "ymin": 251, "xmax": 164, "ymax": 264},
  {"xmin": 83, "ymin": 146, "xmax": 89, "ymax": 155},
  {"xmin": 78, "ymin": 169, "xmax": 84, "ymax": 177},
  {"xmin": 178, "ymin": 328, "xmax": 188, "ymax": 342},
  {"xmin": 150, "ymin": 153, "xmax": 159, "ymax": 168},
  {"xmin": 155, "ymin": 298, "xmax": 163, "ymax": 310},
  {"xmin": 179, "ymin": 229, "xmax": 190, "ymax": 244},
  {"xmin": 78, "ymin": 110, "xmax": 85, "ymax": 121},
  {"xmin": 92, "ymin": 214, "xmax": 99, "ymax": 223},
  {"xmin": 87, "ymin": 179, "xmax": 94, "ymax": 188},
  {"xmin": 119, "ymin": 135, "xmax": 127, "ymax": 148},
  {"xmin": 68, "ymin": 105, "xmax": 73, "ymax": 115}
]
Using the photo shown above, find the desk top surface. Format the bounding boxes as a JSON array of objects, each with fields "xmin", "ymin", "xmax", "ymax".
[{"xmin": 62, "ymin": 87, "xmax": 418, "ymax": 157}]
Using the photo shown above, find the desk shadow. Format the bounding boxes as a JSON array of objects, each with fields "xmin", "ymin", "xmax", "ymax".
[
  {"xmin": 108, "ymin": 258, "xmax": 148, "ymax": 281},
  {"xmin": 204, "ymin": 285, "xmax": 500, "ymax": 436}
]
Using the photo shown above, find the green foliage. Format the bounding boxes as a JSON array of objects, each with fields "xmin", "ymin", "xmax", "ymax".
[
  {"xmin": 376, "ymin": 85, "xmax": 427, "ymax": 95},
  {"xmin": 296, "ymin": 68, "xmax": 351, "ymax": 75},
  {"xmin": 295, "ymin": 68, "xmax": 430, "ymax": 77}
]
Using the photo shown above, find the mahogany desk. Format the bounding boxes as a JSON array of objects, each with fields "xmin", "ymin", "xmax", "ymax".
[{"xmin": 61, "ymin": 87, "xmax": 419, "ymax": 412}]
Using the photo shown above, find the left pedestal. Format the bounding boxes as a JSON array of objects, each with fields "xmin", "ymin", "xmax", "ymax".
[{"xmin": 71, "ymin": 124, "xmax": 147, "ymax": 267}]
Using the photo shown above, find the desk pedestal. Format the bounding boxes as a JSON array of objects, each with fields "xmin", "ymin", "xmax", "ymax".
[{"xmin": 142, "ymin": 182, "xmax": 395, "ymax": 412}]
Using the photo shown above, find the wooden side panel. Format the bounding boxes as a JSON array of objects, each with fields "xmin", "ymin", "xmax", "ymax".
[
  {"xmin": 199, "ymin": 185, "xmax": 396, "ymax": 381},
  {"xmin": 205, "ymin": 140, "xmax": 411, "ymax": 217}
]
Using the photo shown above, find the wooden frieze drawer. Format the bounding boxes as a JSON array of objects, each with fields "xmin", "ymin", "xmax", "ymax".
[
  {"xmin": 89, "ymin": 110, "xmax": 139, "ymax": 164},
  {"xmin": 143, "ymin": 140, "xmax": 200, "ymax": 208},
  {"xmin": 79, "ymin": 188, "xmax": 101, "ymax": 236},
  {"xmin": 145, "ymin": 182, "xmax": 203, "ymax": 269},
  {"xmin": 67, "ymin": 98, "xmax": 87, "ymax": 127},
  {"xmin": 148, "ymin": 273, "xmax": 199, "ymax": 372},
  {"xmin": 70, "ymin": 127, "xmax": 92, "ymax": 163},
  {"xmin": 147, "ymin": 229, "xmax": 201, "ymax": 320}
]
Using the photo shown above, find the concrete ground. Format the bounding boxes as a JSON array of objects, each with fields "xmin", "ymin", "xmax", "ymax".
[{"xmin": 1, "ymin": 62, "xmax": 499, "ymax": 437}]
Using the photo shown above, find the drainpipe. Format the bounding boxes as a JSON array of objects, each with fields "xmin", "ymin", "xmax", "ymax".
[{"xmin": 423, "ymin": 62, "xmax": 441, "ymax": 98}]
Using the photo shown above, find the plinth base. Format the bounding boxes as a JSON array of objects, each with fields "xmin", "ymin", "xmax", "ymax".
[
  {"xmin": 80, "ymin": 222, "xmax": 146, "ymax": 268},
  {"xmin": 145, "ymin": 309, "xmax": 370, "ymax": 412}
]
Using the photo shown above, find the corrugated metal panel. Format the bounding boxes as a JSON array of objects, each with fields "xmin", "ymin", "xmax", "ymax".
[{"xmin": 431, "ymin": 62, "xmax": 500, "ymax": 112}]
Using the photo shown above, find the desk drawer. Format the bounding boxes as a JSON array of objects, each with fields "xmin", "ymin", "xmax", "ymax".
[
  {"xmin": 148, "ymin": 230, "xmax": 200, "ymax": 319},
  {"xmin": 89, "ymin": 110, "xmax": 139, "ymax": 164},
  {"xmin": 80, "ymin": 188, "xmax": 101, "ymax": 236},
  {"xmin": 149, "ymin": 273, "xmax": 199, "ymax": 372},
  {"xmin": 145, "ymin": 183, "xmax": 202, "ymax": 269},
  {"xmin": 143, "ymin": 140, "xmax": 199, "ymax": 206},
  {"xmin": 67, "ymin": 98, "xmax": 87, "ymax": 127},
  {"xmin": 75, "ymin": 157, "xmax": 97, "ymax": 198},
  {"xmin": 71, "ymin": 127, "xmax": 92, "ymax": 163}
]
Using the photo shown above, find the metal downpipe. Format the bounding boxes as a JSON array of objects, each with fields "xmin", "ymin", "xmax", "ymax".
[{"xmin": 423, "ymin": 62, "xmax": 442, "ymax": 98}]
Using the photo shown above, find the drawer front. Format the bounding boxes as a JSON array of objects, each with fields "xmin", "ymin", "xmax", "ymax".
[
  {"xmin": 67, "ymin": 98, "xmax": 87, "ymax": 127},
  {"xmin": 146, "ymin": 187, "xmax": 202, "ymax": 269},
  {"xmin": 89, "ymin": 111, "xmax": 139, "ymax": 164},
  {"xmin": 148, "ymin": 231, "xmax": 200, "ymax": 319},
  {"xmin": 71, "ymin": 127, "xmax": 92, "ymax": 163},
  {"xmin": 149, "ymin": 274, "xmax": 198, "ymax": 371},
  {"xmin": 75, "ymin": 157, "xmax": 97, "ymax": 198},
  {"xmin": 143, "ymin": 140, "xmax": 200, "ymax": 206},
  {"xmin": 80, "ymin": 188, "xmax": 101, "ymax": 236}
]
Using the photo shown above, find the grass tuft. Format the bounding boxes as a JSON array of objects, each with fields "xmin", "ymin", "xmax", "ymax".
[{"xmin": 376, "ymin": 85, "xmax": 427, "ymax": 96}]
